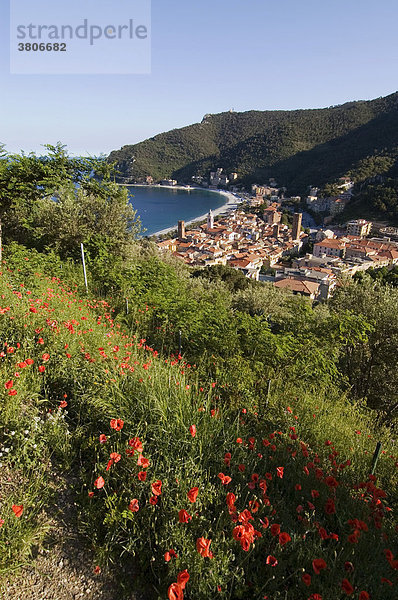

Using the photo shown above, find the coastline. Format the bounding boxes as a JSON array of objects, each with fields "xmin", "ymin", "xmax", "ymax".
[
  {"xmin": 122, "ymin": 183, "xmax": 243, "ymax": 237},
  {"xmin": 149, "ymin": 189, "xmax": 241, "ymax": 237}
]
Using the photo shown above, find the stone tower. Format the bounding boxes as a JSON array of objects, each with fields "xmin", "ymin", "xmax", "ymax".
[
  {"xmin": 178, "ymin": 220, "xmax": 186, "ymax": 239},
  {"xmin": 292, "ymin": 212, "xmax": 302, "ymax": 241},
  {"xmin": 207, "ymin": 210, "xmax": 214, "ymax": 230}
]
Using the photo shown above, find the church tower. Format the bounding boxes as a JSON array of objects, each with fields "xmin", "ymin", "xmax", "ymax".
[{"xmin": 207, "ymin": 209, "xmax": 214, "ymax": 230}]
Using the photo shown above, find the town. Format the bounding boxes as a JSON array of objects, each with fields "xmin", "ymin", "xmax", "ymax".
[{"xmin": 157, "ymin": 175, "xmax": 398, "ymax": 301}]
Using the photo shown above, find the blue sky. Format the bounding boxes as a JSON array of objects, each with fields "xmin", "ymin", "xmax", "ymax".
[{"xmin": 1, "ymin": 0, "xmax": 397, "ymax": 155}]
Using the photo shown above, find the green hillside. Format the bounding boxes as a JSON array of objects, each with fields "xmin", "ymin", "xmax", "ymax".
[{"xmin": 108, "ymin": 92, "xmax": 398, "ymax": 196}]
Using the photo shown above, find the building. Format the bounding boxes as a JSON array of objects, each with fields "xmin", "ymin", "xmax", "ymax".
[
  {"xmin": 313, "ymin": 238, "xmax": 347, "ymax": 258},
  {"xmin": 274, "ymin": 278, "xmax": 320, "ymax": 300},
  {"xmin": 178, "ymin": 220, "xmax": 186, "ymax": 239},
  {"xmin": 347, "ymin": 219, "xmax": 372, "ymax": 238},
  {"xmin": 292, "ymin": 213, "xmax": 302, "ymax": 241},
  {"xmin": 207, "ymin": 210, "xmax": 214, "ymax": 230}
]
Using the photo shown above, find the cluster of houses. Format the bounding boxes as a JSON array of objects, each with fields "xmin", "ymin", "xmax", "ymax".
[
  {"xmin": 157, "ymin": 206, "xmax": 398, "ymax": 301},
  {"xmin": 157, "ymin": 206, "xmax": 306, "ymax": 280}
]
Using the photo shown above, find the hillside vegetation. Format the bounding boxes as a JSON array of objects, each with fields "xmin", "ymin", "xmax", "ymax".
[
  {"xmin": 0, "ymin": 147, "xmax": 397, "ymax": 600},
  {"xmin": 109, "ymin": 91, "xmax": 398, "ymax": 222}
]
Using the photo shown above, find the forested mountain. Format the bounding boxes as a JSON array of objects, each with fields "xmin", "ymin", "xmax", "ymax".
[{"xmin": 108, "ymin": 91, "xmax": 398, "ymax": 198}]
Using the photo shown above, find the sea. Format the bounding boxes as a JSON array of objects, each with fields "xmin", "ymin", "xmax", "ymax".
[{"xmin": 125, "ymin": 185, "xmax": 225, "ymax": 236}]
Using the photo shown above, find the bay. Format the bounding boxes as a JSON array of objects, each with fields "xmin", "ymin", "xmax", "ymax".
[{"xmin": 126, "ymin": 185, "xmax": 226, "ymax": 236}]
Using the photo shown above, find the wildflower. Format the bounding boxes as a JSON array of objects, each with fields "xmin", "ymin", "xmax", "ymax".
[
  {"xmin": 270, "ymin": 523, "xmax": 281, "ymax": 537},
  {"xmin": 177, "ymin": 569, "xmax": 190, "ymax": 590},
  {"xmin": 312, "ymin": 558, "xmax": 327, "ymax": 574},
  {"xmin": 138, "ymin": 471, "xmax": 147, "ymax": 482},
  {"xmin": 279, "ymin": 532, "xmax": 291, "ymax": 546},
  {"xmin": 149, "ymin": 496, "xmax": 158, "ymax": 505},
  {"xmin": 128, "ymin": 437, "xmax": 143, "ymax": 453},
  {"xmin": 4, "ymin": 380, "xmax": 13, "ymax": 389},
  {"xmin": 93, "ymin": 566, "xmax": 101, "ymax": 574},
  {"xmin": 359, "ymin": 593, "xmax": 370, "ymax": 600},
  {"xmin": 189, "ymin": 424, "xmax": 196, "ymax": 437},
  {"xmin": 137, "ymin": 455, "xmax": 150, "ymax": 469},
  {"xmin": 11, "ymin": 504, "xmax": 23, "ymax": 518},
  {"xmin": 341, "ymin": 579, "xmax": 354, "ymax": 595},
  {"xmin": 0, "ymin": 519, "xmax": 4, "ymax": 527},
  {"xmin": 94, "ymin": 476, "xmax": 105, "ymax": 489},
  {"xmin": 151, "ymin": 480, "xmax": 162, "ymax": 496},
  {"xmin": 164, "ymin": 549, "xmax": 178, "ymax": 562},
  {"xmin": 99, "ymin": 434, "xmax": 107, "ymax": 444},
  {"xmin": 302, "ymin": 573, "xmax": 311, "ymax": 586},
  {"xmin": 218, "ymin": 473, "xmax": 232, "ymax": 485},
  {"xmin": 324, "ymin": 498, "xmax": 335, "ymax": 514},
  {"xmin": 128, "ymin": 499, "xmax": 139, "ymax": 512},
  {"xmin": 344, "ymin": 562, "xmax": 354, "ymax": 573},
  {"xmin": 41, "ymin": 353, "xmax": 50, "ymax": 361},
  {"xmin": 168, "ymin": 583, "xmax": 183, "ymax": 600},
  {"xmin": 110, "ymin": 418, "xmax": 124, "ymax": 431},
  {"xmin": 187, "ymin": 487, "xmax": 199, "ymax": 503},
  {"xmin": 178, "ymin": 509, "xmax": 192, "ymax": 523},
  {"xmin": 38, "ymin": 365, "xmax": 45, "ymax": 373},
  {"xmin": 266, "ymin": 555, "xmax": 278, "ymax": 567},
  {"xmin": 196, "ymin": 537, "xmax": 213, "ymax": 558},
  {"xmin": 59, "ymin": 400, "xmax": 67, "ymax": 408}
]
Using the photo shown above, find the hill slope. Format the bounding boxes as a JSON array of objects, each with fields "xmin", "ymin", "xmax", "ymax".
[{"xmin": 108, "ymin": 92, "xmax": 398, "ymax": 194}]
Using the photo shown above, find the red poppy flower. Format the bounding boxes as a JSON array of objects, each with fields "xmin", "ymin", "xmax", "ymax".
[
  {"xmin": 99, "ymin": 434, "xmax": 107, "ymax": 444},
  {"xmin": 270, "ymin": 523, "xmax": 281, "ymax": 537},
  {"xmin": 110, "ymin": 418, "xmax": 124, "ymax": 431},
  {"xmin": 151, "ymin": 480, "xmax": 162, "ymax": 496},
  {"xmin": 187, "ymin": 487, "xmax": 199, "ymax": 503},
  {"xmin": 260, "ymin": 517, "xmax": 269, "ymax": 529},
  {"xmin": 59, "ymin": 400, "xmax": 67, "ymax": 408},
  {"xmin": 266, "ymin": 555, "xmax": 278, "ymax": 567},
  {"xmin": 5, "ymin": 380, "xmax": 13, "ymax": 389},
  {"xmin": 168, "ymin": 583, "xmax": 183, "ymax": 600},
  {"xmin": 128, "ymin": 499, "xmax": 139, "ymax": 512},
  {"xmin": 279, "ymin": 532, "xmax": 291, "ymax": 546},
  {"xmin": 196, "ymin": 537, "xmax": 213, "ymax": 558},
  {"xmin": 344, "ymin": 562, "xmax": 354, "ymax": 573},
  {"xmin": 218, "ymin": 473, "xmax": 232, "ymax": 485},
  {"xmin": 325, "ymin": 498, "xmax": 335, "ymax": 514},
  {"xmin": 189, "ymin": 424, "xmax": 196, "ymax": 437},
  {"xmin": 149, "ymin": 495, "xmax": 158, "ymax": 505},
  {"xmin": 276, "ymin": 467, "xmax": 284, "ymax": 478},
  {"xmin": 137, "ymin": 455, "xmax": 150, "ymax": 469},
  {"xmin": 341, "ymin": 579, "xmax": 354, "ymax": 596},
  {"xmin": 178, "ymin": 509, "xmax": 192, "ymax": 523},
  {"xmin": 359, "ymin": 593, "xmax": 369, "ymax": 600},
  {"xmin": 11, "ymin": 504, "xmax": 23, "ymax": 518},
  {"xmin": 128, "ymin": 437, "xmax": 143, "ymax": 453},
  {"xmin": 177, "ymin": 569, "xmax": 190, "ymax": 590},
  {"xmin": 164, "ymin": 549, "xmax": 178, "ymax": 562},
  {"xmin": 238, "ymin": 464, "xmax": 246, "ymax": 472},
  {"xmin": 94, "ymin": 476, "xmax": 105, "ymax": 489},
  {"xmin": 312, "ymin": 559, "xmax": 327, "ymax": 574},
  {"xmin": 308, "ymin": 595, "xmax": 322, "ymax": 600},
  {"xmin": 38, "ymin": 365, "xmax": 45, "ymax": 373},
  {"xmin": 26, "ymin": 358, "xmax": 34, "ymax": 365},
  {"xmin": 41, "ymin": 353, "xmax": 50, "ymax": 361},
  {"xmin": 138, "ymin": 471, "xmax": 147, "ymax": 482},
  {"xmin": 325, "ymin": 476, "xmax": 339, "ymax": 488},
  {"xmin": 302, "ymin": 573, "xmax": 311, "ymax": 586}
]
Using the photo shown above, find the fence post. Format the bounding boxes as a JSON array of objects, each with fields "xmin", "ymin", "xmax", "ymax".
[
  {"xmin": 80, "ymin": 243, "xmax": 88, "ymax": 294},
  {"xmin": 371, "ymin": 441, "xmax": 382, "ymax": 475}
]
